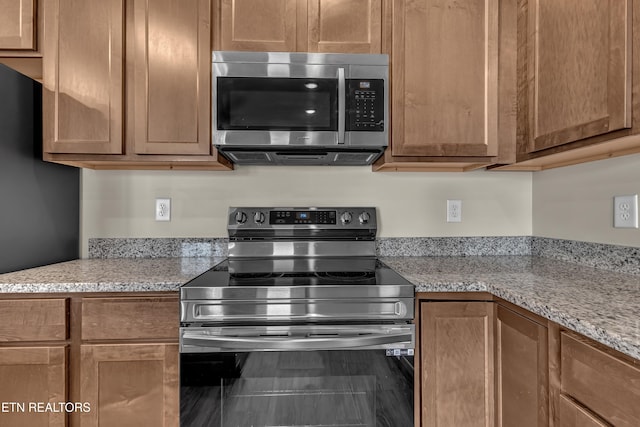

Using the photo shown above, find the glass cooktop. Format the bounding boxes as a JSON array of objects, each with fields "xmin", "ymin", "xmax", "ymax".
[{"xmin": 182, "ymin": 257, "xmax": 414, "ymax": 289}]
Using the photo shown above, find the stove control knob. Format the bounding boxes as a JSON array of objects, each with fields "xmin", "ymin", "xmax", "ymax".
[
  {"xmin": 340, "ymin": 211, "xmax": 352, "ymax": 225},
  {"xmin": 358, "ymin": 212, "xmax": 371, "ymax": 224},
  {"xmin": 254, "ymin": 211, "xmax": 265, "ymax": 224},
  {"xmin": 234, "ymin": 211, "xmax": 247, "ymax": 224}
]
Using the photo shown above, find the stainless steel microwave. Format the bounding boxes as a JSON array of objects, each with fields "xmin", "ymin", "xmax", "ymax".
[{"xmin": 212, "ymin": 51, "xmax": 389, "ymax": 166}]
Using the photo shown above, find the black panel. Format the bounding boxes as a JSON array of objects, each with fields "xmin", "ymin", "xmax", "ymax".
[
  {"xmin": 269, "ymin": 210, "xmax": 337, "ymax": 225},
  {"xmin": 217, "ymin": 77, "xmax": 338, "ymax": 131},
  {"xmin": 346, "ymin": 79, "xmax": 385, "ymax": 131},
  {"xmin": 0, "ymin": 64, "xmax": 80, "ymax": 274}
]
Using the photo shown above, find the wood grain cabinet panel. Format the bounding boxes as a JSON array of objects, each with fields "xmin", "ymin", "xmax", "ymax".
[
  {"xmin": 496, "ymin": 305, "xmax": 548, "ymax": 427},
  {"xmin": 0, "ymin": 0, "xmax": 35, "ymax": 50},
  {"xmin": 0, "ymin": 346, "xmax": 67, "ymax": 427},
  {"xmin": 0, "ymin": 299, "xmax": 67, "ymax": 342},
  {"xmin": 217, "ymin": 0, "xmax": 384, "ymax": 54},
  {"xmin": 82, "ymin": 297, "xmax": 179, "ymax": 341},
  {"xmin": 132, "ymin": 0, "xmax": 211, "ymax": 155},
  {"xmin": 80, "ymin": 343, "xmax": 178, "ymax": 427},
  {"xmin": 560, "ymin": 332, "xmax": 640, "ymax": 426},
  {"xmin": 527, "ymin": 0, "xmax": 631, "ymax": 152},
  {"xmin": 307, "ymin": 0, "xmax": 382, "ymax": 53},
  {"xmin": 218, "ymin": 0, "xmax": 300, "ymax": 51},
  {"xmin": 43, "ymin": 0, "xmax": 124, "ymax": 154},
  {"xmin": 421, "ymin": 301, "xmax": 495, "ymax": 427},
  {"xmin": 390, "ymin": 0, "xmax": 499, "ymax": 158},
  {"xmin": 557, "ymin": 395, "xmax": 610, "ymax": 427}
]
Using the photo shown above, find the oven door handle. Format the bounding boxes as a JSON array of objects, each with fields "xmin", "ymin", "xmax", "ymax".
[{"xmin": 181, "ymin": 330, "xmax": 413, "ymax": 351}]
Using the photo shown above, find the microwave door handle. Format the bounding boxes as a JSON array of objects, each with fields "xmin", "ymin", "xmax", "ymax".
[{"xmin": 337, "ymin": 67, "xmax": 346, "ymax": 144}]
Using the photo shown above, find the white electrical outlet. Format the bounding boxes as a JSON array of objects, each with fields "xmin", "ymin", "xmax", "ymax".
[
  {"xmin": 155, "ymin": 198, "xmax": 171, "ymax": 221},
  {"xmin": 447, "ymin": 199, "xmax": 462, "ymax": 223},
  {"xmin": 614, "ymin": 195, "xmax": 638, "ymax": 228}
]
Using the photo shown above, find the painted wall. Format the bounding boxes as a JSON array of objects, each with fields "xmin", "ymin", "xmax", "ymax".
[
  {"xmin": 81, "ymin": 166, "xmax": 533, "ymax": 257},
  {"xmin": 533, "ymin": 153, "xmax": 640, "ymax": 247}
]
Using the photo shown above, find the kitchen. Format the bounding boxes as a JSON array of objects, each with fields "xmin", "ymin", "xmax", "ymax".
[{"xmin": 1, "ymin": 0, "xmax": 640, "ymax": 426}]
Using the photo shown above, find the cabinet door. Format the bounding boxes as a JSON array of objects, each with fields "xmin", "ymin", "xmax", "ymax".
[
  {"xmin": 421, "ymin": 301, "xmax": 495, "ymax": 427},
  {"xmin": 0, "ymin": 0, "xmax": 35, "ymax": 50},
  {"xmin": 527, "ymin": 0, "xmax": 631, "ymax": 152},
  {"xmin": 307, "ymin": 0, "xmax": 383, "ymax": 53},
  {"xmin": 496, "ymin": 305, "xmax": 548, "ymax": 427},
  {"xmin": 218, "ymin": 0, "xmax": 301, "ymax": 51},
  {"xmin": 80, "ymin": 343, "xmax": 178, "ymax": 427},
  {"xmin": 391, "ymin": 0, "xmax": 499, "ymax": 157},
  {"xmin": 132, "ymin": 0, "xmax": 211, "ymax": 155},
  {"xmin": 560, "ymin": 332, "xmax": 640, "ymax": 426},
  {"xmin": 557, "ymin": 395, "xmax": 609, "ymax": 427},
  {"xmin": 0, "ymin": 346, "xmax": 66, "ymax": 427},
  {"xmin": 43, "ymin": 0, "xmax": 124, "ymax": 154}
]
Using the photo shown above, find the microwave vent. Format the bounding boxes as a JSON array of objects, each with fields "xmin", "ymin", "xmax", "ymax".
[
  {"xmin": 224, "ymin": 152, "xmax": 273, "ymax": 163},
  {"xmin": 334, "ymin": 152, "xmax": 379, "ymax": 165}
]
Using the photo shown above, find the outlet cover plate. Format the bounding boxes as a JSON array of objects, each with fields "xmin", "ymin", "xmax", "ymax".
[
  {"xmin": 447, "ymin": 199, "xmax": 462, "ymax": 223},
  {"xmin": 614, "ymin": 195, "xmax": 638, "ymax": 228},
  {"xmin": 156, "ymin": 198, "xmax": 171, "ymax": 221}
]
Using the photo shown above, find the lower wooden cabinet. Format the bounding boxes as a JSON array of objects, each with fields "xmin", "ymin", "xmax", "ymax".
[
  {"xmin": 79, "ymin": 343, "xmax": 178, "ymax": 427},
  {"xmin": 496, "ymin": 305, "xmax": 548, "ymax": 427},
  {"xmin": 557, "ymin": 395, "xmax": 609, "ymax": 427},
  {"xmin": 0, "ymin": 346, "xmax": 67, "ymax": 427},
  {"xmin": 420, "ymin": 301, "xmax": 495, "ymax": 427},
  {"xmin": 559, "ymin": 331, "xmax": 640, "ymax": 426}
]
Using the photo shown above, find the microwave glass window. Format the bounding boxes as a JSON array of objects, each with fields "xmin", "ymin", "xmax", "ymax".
[{"xmin": 217, "ymin": 77, "xmax": 338, "ymax": 131}]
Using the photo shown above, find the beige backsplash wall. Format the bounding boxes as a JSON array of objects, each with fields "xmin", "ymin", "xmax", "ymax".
[
  {"xmin": 533, "ymin": 153, "xmax": 640, "ymax": 248},
  {"xmin": 80, "ymin": 166, "xmax": 532, "ymax": 257}
]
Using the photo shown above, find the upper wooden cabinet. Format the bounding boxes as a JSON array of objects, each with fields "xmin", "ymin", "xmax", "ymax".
[
  {"xmin": 215, "ymin": 0, "xmax": 386, "ymax": 54},
  {"xmin": 42, "ymin": 0, "xmax": 232, "ymax": 170},
  {"xmin": 373, "ymin": 0, "xmax": 517, "ymax": 171},
  {"xmin": 0, "ymin": 0, "xmax": 36, "ymax": 50},
  {"xmin": 43, "ymin": 0, "xmax": 124, "ymax": 155},
  {"xmin": 527, "ymin": 0, "xmax": 631, "ymax": 153},
  {"xmin": 0, "ymin": 0, "xmax": 43, "ymax": 80},
  {"xmin": 495, "ymin": 0, "xmax": 640, "ymax": 171},
  {"xmin": 131, "ymin": 0, "xmax": 211, "ymax": 156}
]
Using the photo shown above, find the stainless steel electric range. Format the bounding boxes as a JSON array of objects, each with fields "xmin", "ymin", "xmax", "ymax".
[{"xmin": 180, "ymin": 207, "xmax": 415, "ymax": 427}]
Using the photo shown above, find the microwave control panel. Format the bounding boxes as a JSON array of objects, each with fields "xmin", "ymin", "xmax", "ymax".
[{"xmin": 346, "ymin": 79, "xmax": 385, "ymax": 132}]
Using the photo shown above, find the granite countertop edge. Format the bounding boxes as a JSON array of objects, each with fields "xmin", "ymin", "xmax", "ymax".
[{"xmin": 0, "ymin": 256, "xmax": 638, "ymax": 361}]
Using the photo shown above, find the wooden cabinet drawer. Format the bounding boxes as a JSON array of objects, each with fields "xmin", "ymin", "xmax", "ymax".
[
  {"xmin": 561, "ymin": 332, "xmax": 640, "ymax": 426},
  {"xmin": 82, "ymin": 297, "xmax": 179, "ymax": 341},
  {"xmin": 0, "ymin": 299, "xmax": 67, "ymax": 341},
  {"xmin": 558, "ymin": 395, "xmax": 609, "ymax": 427}
]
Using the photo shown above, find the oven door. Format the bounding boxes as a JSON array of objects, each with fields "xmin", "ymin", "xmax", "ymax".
[{"xmin": 180, "ymin": 325, "xmax": 414, "ymax": 427}]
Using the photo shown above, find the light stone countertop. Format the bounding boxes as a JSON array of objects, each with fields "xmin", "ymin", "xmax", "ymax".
[
  {"xmin": 0, "ymin": 257, "xmax": 225, "ymax": 293},
  {"xmin": 381, "ymin": 256, "xmax": 640, "ymax": 360},
  {"xmin": 0, "ymin": 255, "xmax": 638, "ymax": 361}
]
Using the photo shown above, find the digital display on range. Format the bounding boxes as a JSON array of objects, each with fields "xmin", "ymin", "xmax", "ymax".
[{"xmin": 270, "ymin": 210, "xmax": 336, "ymax": 224}]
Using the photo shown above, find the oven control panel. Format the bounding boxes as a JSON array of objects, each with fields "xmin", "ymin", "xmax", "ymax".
[
  {"xmin": 270, "ymin": 210, "xmax": 336, "ymax": 225},
  {"xmin": 228, "ymin": 207, "xmax": 377, "ymax": 229}
]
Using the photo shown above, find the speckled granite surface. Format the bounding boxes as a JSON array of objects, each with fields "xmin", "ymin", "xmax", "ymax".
[
  {"xmin": 88, "ymin": 238, "xmax": 228, "ymax": 258},
  {"xmin": 533, "ymin": 237, "xmax": 640, "ymax": 275},
  {"xmin": 0, "ymin": 257, "xmax": 224, "ymax": 293},
  {"xmin": 382, "ymin": 256, "xmax": 640, "ymax": 360},
  {"xmin": 87, "ymin": 236, "xmax": 640, "ymax": 276},
  {"xmin": 377, "ymin": 236, "xmax": 532, "ymax": 256}
]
